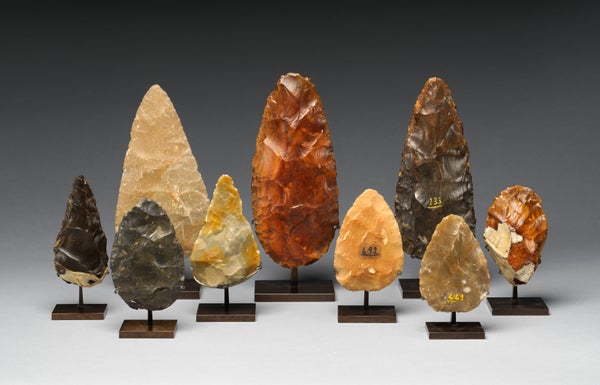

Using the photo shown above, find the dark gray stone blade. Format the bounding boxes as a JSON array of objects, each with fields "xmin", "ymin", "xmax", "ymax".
[{"xmin": 111, "ymin": 198, "xmax": 184, "ymax": 311}]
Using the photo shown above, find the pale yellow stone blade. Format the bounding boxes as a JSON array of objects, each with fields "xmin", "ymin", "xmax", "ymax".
[
  {"xmin": 419, "ymin": 214, "xmax": 490, "ymax": 313},
  {"xmin": 115, "ymin": 85, "xmax": 209, "ymax": 256},
  {"xmin": 190, "ymin": 175, "xmax": 261, "ymax": 288},
  {"xmin": 334, "ymin": 189, "xmax": 404, "ymax": 291}
]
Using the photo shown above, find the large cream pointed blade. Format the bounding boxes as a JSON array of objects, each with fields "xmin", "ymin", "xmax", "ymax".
[{"xmin": 115, "ymin": 85, "xmax": 209, "ymax": 256}]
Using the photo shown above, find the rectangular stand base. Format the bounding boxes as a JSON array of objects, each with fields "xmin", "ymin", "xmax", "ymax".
[
  {"xmin": 255, "ymin": 280, "xmax": 335, "ymax": 302},
  {"xmin": 487, "ymin": 297, "xmax": 549, "ymax": 316},
  {"xmin": 179, "ymin": 278, "xmax": 201, "ymax": 300},
  {"xmin": 196, "ymin": 303, "xmax": 256, "ymax": 322},
  {"xmin": 119, "ymin": 320, "xmax": 177, "ymax": 338},
  {"xmin": 399, "ymin": 278, "xmax": 421, "ymax": 299},
  {"xmin": 338, "ymin": 305, "xmax": 396, "ymax": 323},
  {"xmin": 426, "ymin": 322, "xmax": 485, "ymax": 339},
  {"xmin": 51, "ymin": 304, "xmax": 107, "ymax": 320}
]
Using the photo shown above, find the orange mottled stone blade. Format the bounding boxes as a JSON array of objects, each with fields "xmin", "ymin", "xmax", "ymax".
[
  {"xmin": 251, "ymin": 73, "xmax": 339, "ymax": 268},
  {"xmin": 483, "ymin": 185, "xmax": 547, "ymax": 285}
]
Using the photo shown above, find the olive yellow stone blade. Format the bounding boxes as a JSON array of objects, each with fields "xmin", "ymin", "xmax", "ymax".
[
  {"xmin": 419, "ymin": 214, "xmax": 490, "ymax": 312},
  {"xmin": 334, "ymin": 189, "xmax": 404, "ymax": 291},
  {"xmin": 115, "ymin": 85, "xmax": 209, "ymax": 257},
  {"xmin": 191, "ymin": 175, "xmax": 261, "ymax": 288}
]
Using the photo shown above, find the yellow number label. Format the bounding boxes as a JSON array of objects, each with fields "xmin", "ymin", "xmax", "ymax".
[
  {"xmin": 427, "ymin": 196, "xmax": 442, "ymax": 209},
  {"xmin": 447, "ymin": 293, "xmax": 464, "ymax": 303}
]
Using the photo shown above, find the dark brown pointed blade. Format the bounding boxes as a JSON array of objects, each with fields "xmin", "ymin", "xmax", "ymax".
[
  {"xmin": 395, "ymin": 77, "xmax": 475, "ymax": 259},
  {"xmin": 54, "ymin": 175, "xmax": 108, "ymax": 287}
]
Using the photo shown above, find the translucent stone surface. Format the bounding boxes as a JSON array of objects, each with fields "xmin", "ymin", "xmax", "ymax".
[
  {"xmin": 334, "ymin": 189, "xmax": 404, "ymax": 291},
  {"xmin": 115, "ymin": 85, "xmax": 209, "ymax": 257},
  {"xmin": 251, "ymin": 73, "xmax": 339, "ymax": 268},
  {"xmin": 191, "ymin": 175, "xmax": 261, "ymax": 288},
  {"xmin": 484, "ymin": 185, "xmax": 547, "ymax": 285},
  {"xmin": 420, "ymin": 214, "xmax": 489, "ymax": 313}
]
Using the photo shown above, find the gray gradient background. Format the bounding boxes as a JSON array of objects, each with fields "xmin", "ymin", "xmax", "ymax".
[{"xmin": 1, "ymin": 3, "xmax": 599, "ymax": 384}]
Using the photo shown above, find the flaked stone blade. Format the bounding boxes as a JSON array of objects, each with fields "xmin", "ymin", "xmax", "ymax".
[
  {"xmin": 191, "ymin": 174, "xmax": 261, "ymax": 288},
  {"xmin": 251, "ymin": 73, "xmax": 339, "ymax": 268},
  {"xmin": 54, "ymin": 175, "xmax": 108, "ymax": 287},
  {"xmin": 395, "ymin": 77, "xmax": 475, "ymax": 259},
  {"xmin": 419, "ymin": 214, "xmax": 489, "ymax": 313},
  {"xmin": 115, "ymin": 84, "xmax": 209, "ymax": 257},
  {"xmin": 334, "ymin": 189, "xmax": 404, "ymax": 291},
  {"xmin": 483, "ymin": 185, "xmax": 547, "ymax": 285},
  {"xmin": 110, "ymin": 199, "xmax": 184, "ymax": 311}
]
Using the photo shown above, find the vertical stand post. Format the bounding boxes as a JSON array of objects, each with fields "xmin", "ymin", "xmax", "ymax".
[
  {"xmin": 512, "ymin": 285, "xmax": 518, "ymax": 305},
  {"xmin": 224, "ymin": 287, "xmax": 230, "ymax": 313},
  {"xmin": 450, "ymin": 311, "xmax": 457, "ymax": 325},
  {"xmin": 363, "ymin": 291, "xmax": 369, "ymax": 307},
  {"xmin": 78, "ymin": 286, "xmax": 84, "ymax": 311},
  {"xmin": 291, "ymin": 267, "xmax": 298, "ymax": 293},
  {"xmin": 52, "ymin": 285, "xmax": 106, "ymax": 320},
  {"xmin": 147, "ymin": 310, "xmax": 153, "ymax": 331}
]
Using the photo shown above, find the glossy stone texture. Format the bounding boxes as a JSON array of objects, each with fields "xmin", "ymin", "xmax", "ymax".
[
  {"xmin": 111, "ymin": 199, "xmax": 184, "ymax": 311},
  {"xmin": 334, "ymin": 189, "xmax": 404, "ymax": 291},
  {"xmin": 483, "ymin": 185, "xmax": 547, "ymax": 285},
  {"xmin": 191, "ymin": 175, "xmax": 261, "ymax": 288},
  {"xmin": 251, "ymin": 73, "xmax": 339, "ymax": 268},
  {"xmin": 395, "ymin": 77, "xmax": 475, "ymax": 259},
  {"xmin": 115, "ymin": 84, "xmax": 209, "ymax": 257},
  {"xmin": 420, "ymin": 214, "xmax": 489, "ymax": 313},
  {"xmin": 54, "ymin": 175, "xmax": 108, "ymax": 287}
]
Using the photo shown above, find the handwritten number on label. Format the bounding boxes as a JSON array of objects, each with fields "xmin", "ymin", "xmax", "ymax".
[
  {"xmin": 361, "ymin": 246, "xmax": 379, "ymax": 257},
  {"xmin": 447, "ymin": 293, "xmax": 464, "ymax": 303},
  {"xmin": 428, "ymin": 197, "xmax": 442, "ymax": 209}
]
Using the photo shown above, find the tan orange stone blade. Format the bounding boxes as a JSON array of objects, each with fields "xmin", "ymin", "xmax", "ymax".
[
  {"xmin": 251, "ymin": 73, "xmax": 339, "ymax": 268},
  {"xmin": 334, "ymin": 189, "xmax": 404, "ymax": 292}
]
